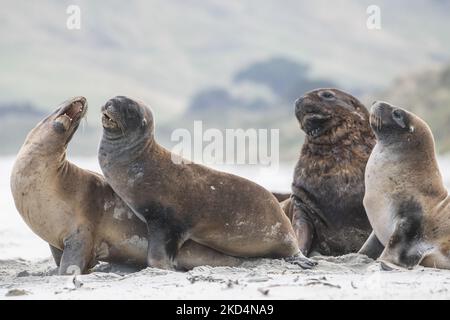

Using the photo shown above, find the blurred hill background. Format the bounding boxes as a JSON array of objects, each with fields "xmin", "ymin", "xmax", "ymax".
[{"xmin": 1, "ymin": 0, "xmax": 450, "ymax": 162}]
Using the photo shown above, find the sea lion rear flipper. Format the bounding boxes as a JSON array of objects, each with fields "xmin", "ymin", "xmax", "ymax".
[
  {"xmin": 285, "ymin": 251, "xmax": 317, "ymax": 269},
  {"xmin": 358, "ymin": 231, "xmax": 384, "ymax": 259},
  {"xmin": 49, "ymin": 244, "xmax": 63, "ymax": 267},
  {"xmin": 59, "ymin": 227, "xmax": 95, "ymax": 275}
]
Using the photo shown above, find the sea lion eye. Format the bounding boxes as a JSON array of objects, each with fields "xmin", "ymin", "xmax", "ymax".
[
  {"xmin": 292, "ymin": 196, "xmax": 302, "ymax": 207},
  {"xmin": 319, "ymin": 91, "xmax": 336, "ymax": 100},
  {"xmin": 392, "ymin": 109, "xmax": 402, "ymax": 120}
]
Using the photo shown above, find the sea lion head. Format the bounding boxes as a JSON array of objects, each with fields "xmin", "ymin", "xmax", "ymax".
[
  {"xmin": 36, "ymin": 96, "xmax": 87, "ymax": 148},
  {"xmin": 101, "ymin": 96, "xmax": 154, "ymax": 140},
  {"xmin": 294, "ymin": 88, "xmax": 370, "ymax": 144},
  {"xmin": 370, "ymin": 101, "xmax": 433, "ymax": 148}
]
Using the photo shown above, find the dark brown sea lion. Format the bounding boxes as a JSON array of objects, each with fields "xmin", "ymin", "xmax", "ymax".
[
  {"xmin": 98, "ymin": 96, "xmax": 315, "ymax": 270},
  {"xmin": 10, "ymin": 97, "xmax": 245, "ymax": 275},
  {"xmin": 360, "ymin": 101, "xmax": 450, "ymax": 269},
  {"xmin": 283, "ymin": 88, "xmax": 375, "ymax": 256}
]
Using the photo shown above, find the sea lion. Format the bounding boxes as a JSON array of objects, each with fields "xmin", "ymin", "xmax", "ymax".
[
  {"xmin": 272, "ymin": 192, "xmax": 291, "ymax": 202},
  {"xmin": 98, "ymin": 96, "xmax": 315, "ymax": 270},
  {"xmin": 283, "ymin": 88, "xmax": 375, "ymax": 256},
  {"xmin": 360, "ymin": 101, "xmax": 450, "ymax": 270},
  {"xmin": 10, "ymin": 97, "xmax": 245, "ymax": 275}
]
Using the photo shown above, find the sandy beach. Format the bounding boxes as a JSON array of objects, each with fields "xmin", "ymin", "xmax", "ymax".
[
  {"xmin": 2, "ymin": 157, "xmax": 450, "ymax": 300},
  {"xmin": 2, "ymin": 254, "xmax": 450, "ymax": 300}
]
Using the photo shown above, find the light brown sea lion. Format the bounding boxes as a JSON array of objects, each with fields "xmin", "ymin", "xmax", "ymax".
[
  {"xmin": 283, "ymin": 89, "xmax": 375, "ymax": 256},
  {"xmin": 10, "ymin": 97, "xmax": 244, "ymax": 275},
  {"xmin": 98, "ymin": 96, "xmax": 316, "ymax": 270},
  {"xmin": 360, "ymin": 101, "xmax": 450, "ymax": 270}
]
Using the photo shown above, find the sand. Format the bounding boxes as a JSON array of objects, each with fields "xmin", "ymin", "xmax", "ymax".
[
  {"xmin": 1, "ymin": 254, "xmax": 450, "ymax": 300},
  {"xmin": 2, "ymin": 157, "xmax": 450, "ymax": 300}
]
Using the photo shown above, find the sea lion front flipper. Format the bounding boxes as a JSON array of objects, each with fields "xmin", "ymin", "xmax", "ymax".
[
  {"xmin": 377, "ymin": 218, "xmax": 423, "ymax": 270},
  {"xmin": 146, "ymin": 223, "xmax": 181, "ymax": 270},
  {"xmin": 49, "ymin": 244, "xmax": 63, "ymax": 267},
  {"xmin": 358, "ymin": 231, "xmax": 384, "ymax": 259},
  {"xmin": 59, "ymin": 227, "xmax": 95, "ymax": 275},
  {"xmin": 291, "ymin": 204, "xmax": 314, "ymax": 256}
]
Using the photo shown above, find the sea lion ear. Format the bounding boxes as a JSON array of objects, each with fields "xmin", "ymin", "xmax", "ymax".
[
  {"xmin": 392, "ymin": 110, "xmax": 407, "ymax": 129},
  {"xmin": 393, "ymin": 116, "xmax": 407, "ymax": 129},
  {"xmin": 142, "ymin": 119, "xmax": 147, "ymax": 127}
]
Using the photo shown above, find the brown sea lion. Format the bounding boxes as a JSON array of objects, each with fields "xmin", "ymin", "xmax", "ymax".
[
  {"xmin": 360, "ymin": 101, "xmax": 450, "ymax": 270},
  {"xmin": 283, "ymin": 88, "xmax": 375, "ymax": 256},
  {"xmin": 272, "ymin": 192, "xmax": 291, "ymax": 202},
  {"xmin": 10, "ymin": 97, "xmax": 244, "ymax": 275},
  {"xmin": 98, "ymin": 96, "xmax": 315, "ymax": 270}
]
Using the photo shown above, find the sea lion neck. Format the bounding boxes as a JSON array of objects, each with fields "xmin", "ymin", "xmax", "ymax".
[
  {"xmin": 372, "ymin": 140, "xmax": 447, "ymax": 205},
  {"xmin": 18, "ymin": 124, "xmax": 70, "ymax": 172},
  {"xmin": 99, "ymin": 128, "xmax": 155, "ymax": 167},
  {"xmin": 301, "ymin": 126, "xmax": 374, "ymax": 164}
]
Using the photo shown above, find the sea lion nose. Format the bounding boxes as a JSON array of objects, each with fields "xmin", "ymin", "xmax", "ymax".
[{"xmin": 75, "ymin": 96, "xmax": 86, "ymax": 105}]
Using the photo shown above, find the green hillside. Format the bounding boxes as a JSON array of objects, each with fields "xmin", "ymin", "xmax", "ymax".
[{"xmin": 374, "ymin": 65, "xmax": 450, "ymax": 153}]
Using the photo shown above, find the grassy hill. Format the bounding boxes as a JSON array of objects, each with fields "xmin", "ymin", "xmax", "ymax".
[
  {"xmin": 2, "ymin": 1, "xmax": 450, "ymax": 158},
  {"xmin": 374, "ymin": 65, "xmax": 450, "ymax": 153}
]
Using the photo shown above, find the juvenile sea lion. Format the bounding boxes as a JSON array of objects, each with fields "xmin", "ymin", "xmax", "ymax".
[
  {"xmin": 98, "ymin": 96, "xmax": 315, "ymax": 270},
  {"xmin": 10, "ymin": 97, "xmax": 244, "ymax": 274},
  {"xmin": 361, "ymin": 101, "xmax": 450, "ymax": 269},
  {"xmin": 283, "ymin": 89, "xmax": 375, "ymax": 256}
]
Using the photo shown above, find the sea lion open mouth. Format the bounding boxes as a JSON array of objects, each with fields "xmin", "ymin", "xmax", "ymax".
[
  {"xmin": 302, "ymin": 113, "xmax": 332, "ymax": 137},
  {"xmin": 102, "ymin": 111, "xmax": 119, "ymax": 129},
  {"xmin": 54, "ymin": 97, "xmax": 87, "ymax": 131}
]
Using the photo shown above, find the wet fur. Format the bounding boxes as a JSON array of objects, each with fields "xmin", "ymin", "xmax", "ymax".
[{"xmin": 285, "ymin": 89, "xmax": 374, "ymax": 256}]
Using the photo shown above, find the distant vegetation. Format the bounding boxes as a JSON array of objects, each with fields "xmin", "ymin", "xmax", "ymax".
[
  {"xmin": 0, "ymin": 102, "xmax": 45, "ymax": 118},
  {"xmin": 375, "ymin": 64, "xmax": 450, "ymax": 153},
  {"xmin": 0, "ymin": 102, "xmax": 101, "ymax": 155},
  {"xmin": 233, "ymin": 57, "xmax": 335, "ymax": 104},
  {"xmin": 2, "ymin": 58, "xmax": 450, "ymax": 160},
  {"xmin": 188, "ymin": 57, "xmax": 336, "ymax": 117}
]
